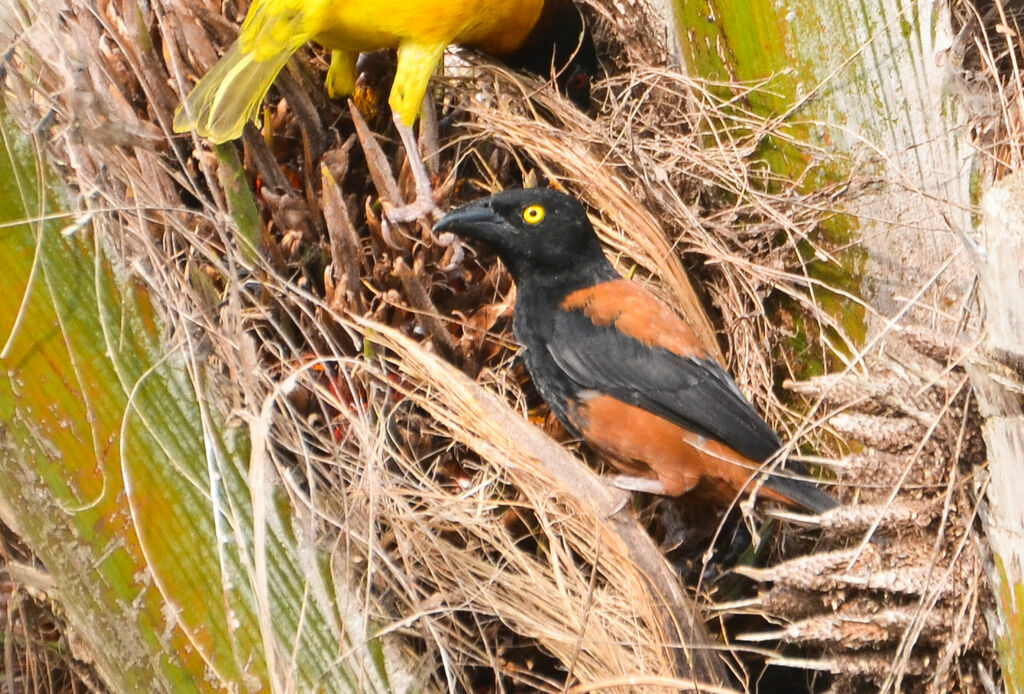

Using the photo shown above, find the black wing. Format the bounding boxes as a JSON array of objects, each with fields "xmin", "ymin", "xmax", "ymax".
[
  {"xmin": 548, "ymin": 308, "xmax": 783, "ymax": 462},
  {"xmin": 547, "ymin": 309, "xmax": 838, "ymax": 512}
]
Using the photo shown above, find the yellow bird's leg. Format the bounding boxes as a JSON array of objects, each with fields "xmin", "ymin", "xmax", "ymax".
[
  {"xmin": 326, "ymin": 50, "xmax": 357, "ymax": 98},
  {"xmin": 389, "ymin": 38, "xmax": 447, "ymax": 127},
  {"xmin": 384, "ymin": 38, "xmax": 448, "ymax": 223}
]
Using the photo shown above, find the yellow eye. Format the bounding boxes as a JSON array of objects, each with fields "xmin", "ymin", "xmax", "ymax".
[{"xmin": 522, "ymin": 204, "xmax": 545, "ymax": 224}]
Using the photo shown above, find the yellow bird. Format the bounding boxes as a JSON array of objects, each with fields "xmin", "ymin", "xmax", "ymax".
[{"xmin": 174, "ymin": 0, "xmax": 595, "ymax": 218}]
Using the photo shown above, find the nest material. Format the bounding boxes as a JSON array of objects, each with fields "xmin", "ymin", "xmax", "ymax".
[
  {"xmin": 2, "ymin": 0, "xmax": 1001, "ymax": 691},
  {"xmin": 0, "ymin": 524, "xmax": 104, "ymax": 694}
]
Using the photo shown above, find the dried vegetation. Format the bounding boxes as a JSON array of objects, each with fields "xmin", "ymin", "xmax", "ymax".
[{"xmin": 1, "ymin": 0, "xmax": 1012, "ymax": 691}]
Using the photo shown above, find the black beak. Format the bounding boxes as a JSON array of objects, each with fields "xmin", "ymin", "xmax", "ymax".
[{"xmin": 432, "ymin": 201, "xmax": 511, "ymax": 246}]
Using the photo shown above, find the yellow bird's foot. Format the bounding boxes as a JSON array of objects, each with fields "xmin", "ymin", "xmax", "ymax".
[
  {"xmin": 349, "ymin": 100, "xmax": 462, "ymax": 268},
  {"xmin": 384, "ymin": 113, "xmax": 441, "ymax": 224}
]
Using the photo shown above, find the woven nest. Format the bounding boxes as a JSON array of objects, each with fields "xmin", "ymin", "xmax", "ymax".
[{"xmin": 2, "ymin": 0, "xmax": 1003, "ymax": 691}]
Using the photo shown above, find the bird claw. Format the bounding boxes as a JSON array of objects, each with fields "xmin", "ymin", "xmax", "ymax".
[
  {"xmin": 350, "ymin": 100, "xmax": 442, "ymax": 226},
  {"xmin": 379, "ymin": 217, "xmax": 407, "ymax": 251},
  {"xmin": 605, "ymin": 486, "xmax": 633, "ymax": 517},
  {"xmin": 387, "ymin": 111, "xmax": 442, "ymax": 224},
  {"xmin": 433, "ymin": 231, "xmax": 464, "ymax": 271},
  {"xmin": 382, "ymin": 194, "xmax": 441, "ymax": 225},
  {"xmin": 607, "ymin": 474, "xmax": 668, "ymax": 495}
]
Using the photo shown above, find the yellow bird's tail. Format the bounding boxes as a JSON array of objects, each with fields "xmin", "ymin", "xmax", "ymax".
[{"xmin": 173, "ymin": 41, "xmax": 292, "ymax": 144}]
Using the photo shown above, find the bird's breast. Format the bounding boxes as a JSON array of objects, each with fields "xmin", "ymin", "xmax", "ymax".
[{"xmin": 517, "ymin": 337, "xmax": 577, "ymax": 430}]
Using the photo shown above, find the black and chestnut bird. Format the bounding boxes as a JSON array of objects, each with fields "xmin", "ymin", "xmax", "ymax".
[
  {"xmin": 173, "ymin": 0, "xmax": 596, "ymax": 220},
  {"xmin": 434, "ymin": 188, "xmax": 838, "ymax": 514}
]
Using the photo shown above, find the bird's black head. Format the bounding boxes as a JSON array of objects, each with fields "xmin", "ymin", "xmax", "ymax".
[
  {"xmin": 502, "ymin": 0, "xmax": 598, "ymax": 109},
  {"xmin": 433, "ymin": 188, "xmax": 612, "ymax": 286}
]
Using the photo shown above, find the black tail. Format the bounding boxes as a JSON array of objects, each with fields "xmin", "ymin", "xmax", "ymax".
[{"xmin": 763, "ymin": 462, "xmax": 838, "ymax": 514}]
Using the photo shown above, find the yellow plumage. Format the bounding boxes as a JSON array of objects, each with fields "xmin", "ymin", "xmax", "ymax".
[{"xmin": 174, "ymin": 0, "xmax": 546, "ymax": 143}]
